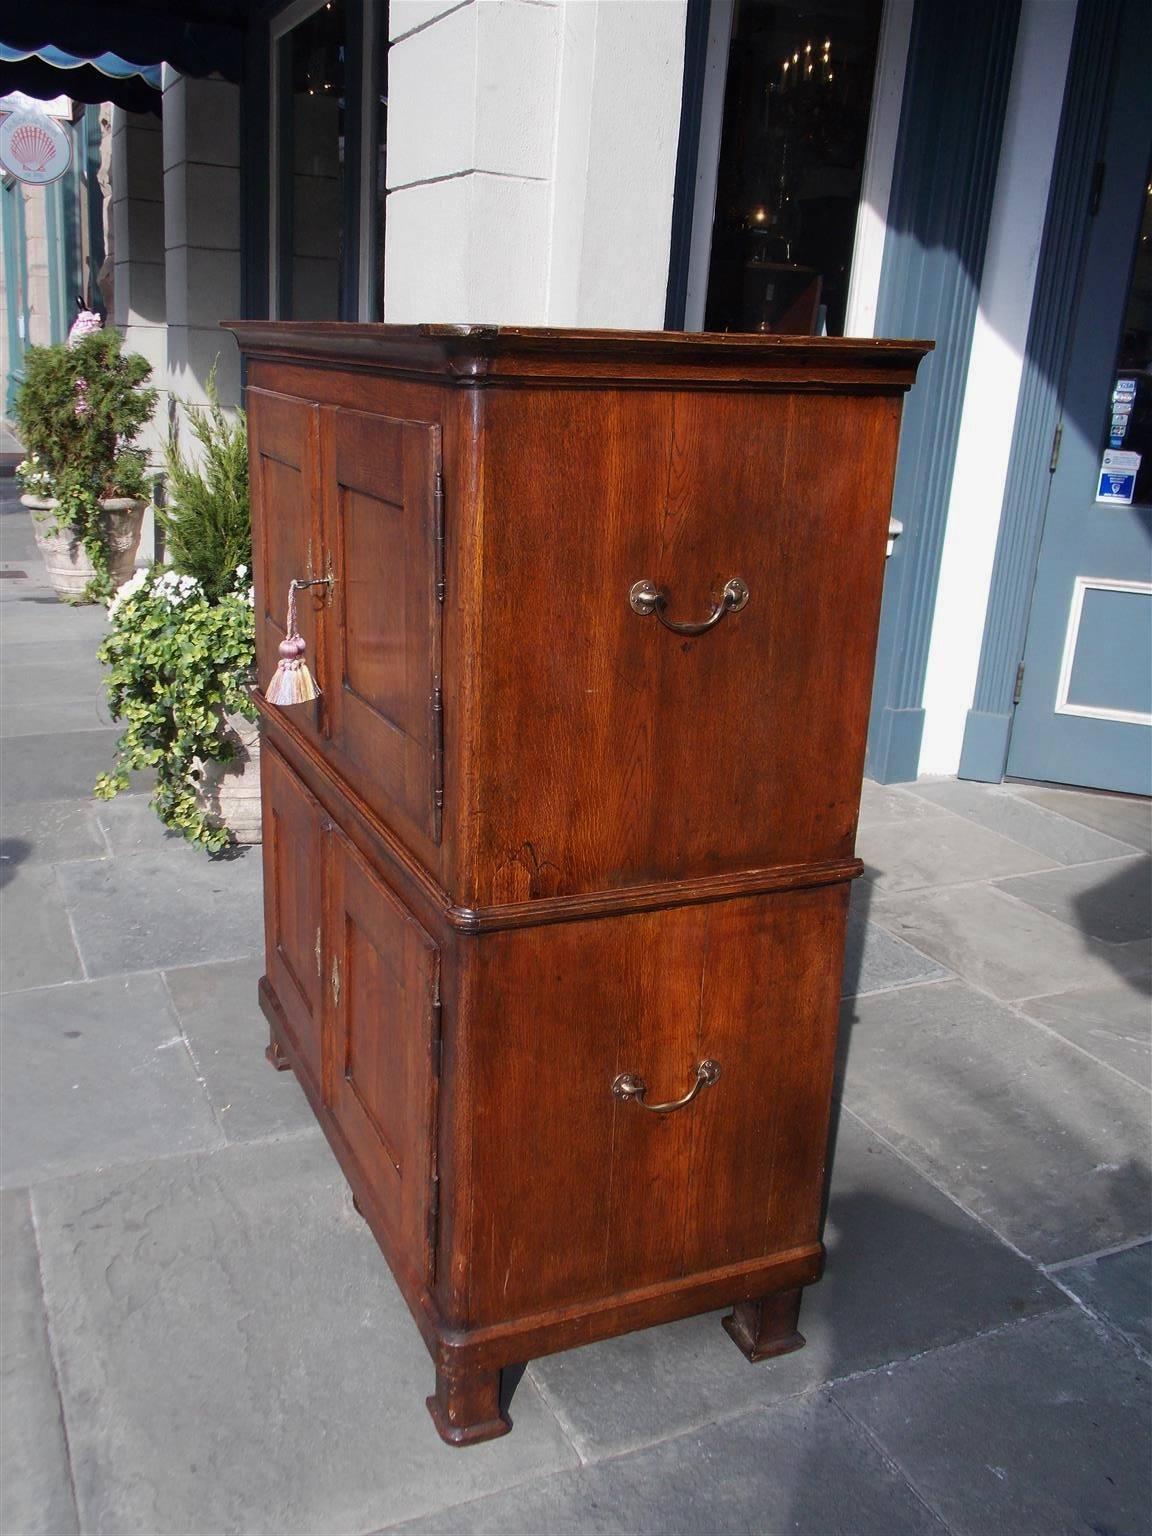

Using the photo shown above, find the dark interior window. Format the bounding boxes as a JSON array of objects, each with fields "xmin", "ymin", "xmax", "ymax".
[
  {"xmin": 704, "ymin": 0, "xmax": 882, "ymax": 336},
  {"xmin": 278, "ymin": 0, "xmax": 347, "ymax": 320}
]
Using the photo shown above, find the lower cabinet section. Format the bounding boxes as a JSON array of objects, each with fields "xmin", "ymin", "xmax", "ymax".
[
  {"xmin": 259, "ymin": 737, "xmax": 845, "ymax": 1446},
  {"xmin": 455, "ymin": 885, "xmax": 848, "ymax": 1326}
]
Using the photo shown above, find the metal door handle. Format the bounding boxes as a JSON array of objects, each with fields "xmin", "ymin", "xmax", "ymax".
[
  {"xmin": 611, "ymin": 1060, "xmax": 721, "ymax": 1113},
  {"xmin": 629, "ymin": 578, "xmax": 749, "ymax": 635}
]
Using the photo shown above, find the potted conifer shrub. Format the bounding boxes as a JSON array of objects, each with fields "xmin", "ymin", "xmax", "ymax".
[
  {"xmin": 95, "ymin": 372, "xmax": 259, "ymax": 850},
  {"xmin": 13, "ymin": 320, "xmax": 156, "ymax": 603}
]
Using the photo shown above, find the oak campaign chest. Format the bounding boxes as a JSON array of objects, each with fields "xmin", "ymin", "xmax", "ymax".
[{"xmin": 226, "ymin": 322, "xmax": 928, "ymax": 1445}]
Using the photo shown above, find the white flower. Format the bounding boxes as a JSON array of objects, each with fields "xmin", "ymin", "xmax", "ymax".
[
  {"xmin": 244, "ymin": 585, "xmax": 255, "ymax": 608},
  {"xmin": 106, "ymin": 566, "xmax": 149, "ymax": 621},
  {"xmin": 153, "ymin": 570, "xmax": 201, "ymax": 607},
  {"xmin": 235, "ymin": 563, "xmax": 247, "ymax": 580}
]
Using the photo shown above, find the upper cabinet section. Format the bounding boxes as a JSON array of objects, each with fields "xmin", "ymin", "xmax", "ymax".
[{"xmin": 231, "ymin": 324, "xmax": 930, "ymax": 917}]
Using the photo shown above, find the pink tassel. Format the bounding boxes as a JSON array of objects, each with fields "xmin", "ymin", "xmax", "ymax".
[{"xmin": 265, "ymin": 581, "xmax": 320, "ymax": 706}]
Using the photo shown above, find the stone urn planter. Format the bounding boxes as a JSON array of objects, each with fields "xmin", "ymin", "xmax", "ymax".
[
  {"xmin": 193, "ymin": 712, "xmax": 262, "ymax": 845},
  {"xmin": 22, "ymin": 493, "xmax": 146, "ymax": 601}
]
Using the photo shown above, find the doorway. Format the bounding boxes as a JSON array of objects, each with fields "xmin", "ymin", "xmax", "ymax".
[{"xmin": 1006, "ymin": 5, "xmax": 1152, "ymax": 795}]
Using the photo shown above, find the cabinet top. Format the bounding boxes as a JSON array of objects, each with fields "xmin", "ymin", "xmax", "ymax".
[{"xmin": 223, "ymin": 322, "xmax": 932, "ymax": 391}]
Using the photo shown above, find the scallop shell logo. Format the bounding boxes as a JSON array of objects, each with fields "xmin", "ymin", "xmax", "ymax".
[{"xmin": 0, "ymin": 110, "xmax": 71, "ymax": 185}]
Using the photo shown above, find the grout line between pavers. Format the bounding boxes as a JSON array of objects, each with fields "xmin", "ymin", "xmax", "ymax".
[
  {"xmin": 157, "ymin": 966, "xmax": 231, "ymax": 1143},
  {"xmin": 829, "ymin": 1392, "xmax": 957, "ymax": 1534},
  {"xmin": 26, "ymin": 1192, "xmax": 84, "ymax": 1536},
  {"xmin": 898, "ymin": 779, "xmax": 1147, "ymax": 861},
  {"xmin": 48, "ymin": 863, "xmax": 89, "ymax": 984},
  {"xmin": 1043, "ymin": 1233, "xmax": 1152, "ymax": 1272},
  {"xmin": 2, "ymin": 1123, "xmax": 324, "ymax": 1196},
  {"xmin": 853, "ymin": 921, "xmax": 1152, "ymax": 1096},
  {"xmin": 864, "ymin": 848, "xmax": 1146, "ymax": 907},
  {"xmin": 1042, "ymin": 1273, "xmax": 1152, "ymax": 1367},
  {"xmin": 523, "ymin": 1362, "xmax": 590, "ymax": 1467},
  {"xmin": 0, "ymin": 948, "xmax": 265, "ymax": 999}
]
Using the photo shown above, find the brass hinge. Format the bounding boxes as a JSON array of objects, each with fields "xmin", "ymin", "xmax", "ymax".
[
  {"xmin": 1049, "ymin": 421, "xmax": 1063, "ymax": 473},
  {"xmin": 432, "ymin": 685, "xmax": 445, "ymax": 812},
  {"xmin": 1013, "ymin": 662, "xmax": 1026, "ymax": 705},
  {"xmin": 330, "ymin": 953, "xmax": 341, "ymax": 1008},
  {"xmin": 427, "ymin": 1171, "xmax": 441, "ymax": 1280},
  {"xmin": 431, "ymin": 967, "xmax": 443, "ymax": 1080},
  {"xmin": 434, "ymin": 469, "xmax": 446, "ymax": 604}
]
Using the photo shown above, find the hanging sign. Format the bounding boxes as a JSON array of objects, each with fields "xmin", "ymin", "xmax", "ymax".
[
  {"xmin": 0, "ymin": 107, "xmax": 72, "ymax": 186},
  {"xmin": 1096, "ymin": 449, "xmax": 1141, "ymax": 507}
]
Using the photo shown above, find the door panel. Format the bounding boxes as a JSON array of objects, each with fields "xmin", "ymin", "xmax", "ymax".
[
  {"xmin": 463, "ymin": 885, "xmax": 847, "ymax": 1322},
  {"xmin": 321, "ymin": 407, "xmax": 443, "ymax": 847},
  {"xmin": 326, "ymin": 824, "xmax": 440, "ymax": 1279},
  {"xmin": 248, "ymin": 390, "xmax": 325, "ymax": 740},
  {"xmin": 1006, "ymin": 7, "xmax": 1152, "ymax": 794},
  {"xmin": 261, "ymin": 742, "xmax": 325, "ymax": 1089}
]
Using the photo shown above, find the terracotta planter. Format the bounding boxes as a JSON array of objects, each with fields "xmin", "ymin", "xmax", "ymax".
[
  {"xmin": 193, "ymin": 712, "xmax": 262, "ymax": 845},
  {"xmin": 23, "ymin": 493, "xmax": 145, "ymax": 601}
]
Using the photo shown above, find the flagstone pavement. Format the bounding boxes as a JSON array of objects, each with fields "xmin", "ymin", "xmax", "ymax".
[{"xmin": 1, "ymin": 485, "xmax": 1150, "ymax": 1536}]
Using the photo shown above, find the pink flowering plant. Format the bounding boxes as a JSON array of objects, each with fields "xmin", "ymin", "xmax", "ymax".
[{"xmin": 12, "ymin": 328, "xmax": 156, "ymax": 600}]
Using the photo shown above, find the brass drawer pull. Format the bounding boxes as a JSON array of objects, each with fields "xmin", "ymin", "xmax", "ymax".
[
  {"xmin": 612, "ymin": 1059, "xmax": 721, "ymax": 1113},
  {"xmin": 629, "ymin": 577, "xmax": 749, "ymax": 635}
]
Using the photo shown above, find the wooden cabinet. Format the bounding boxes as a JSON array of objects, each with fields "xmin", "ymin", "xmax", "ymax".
[{"xmin": 230, "ymin": 322, "xmax": 929, "ymax": 1446}]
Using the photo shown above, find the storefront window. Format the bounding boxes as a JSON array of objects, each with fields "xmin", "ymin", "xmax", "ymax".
[
  {"xmin": 276, "ymin": 0, "xmax": 347, "ymax": 320},
  {"xmin": 703, "ymin": 0, "xmax": 882, "ymax": 336}
]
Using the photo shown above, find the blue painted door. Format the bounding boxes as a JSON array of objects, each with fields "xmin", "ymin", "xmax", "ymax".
[{"xmin": 1007, "ymin": 12, "xmax": 1152, "ymax": 795}]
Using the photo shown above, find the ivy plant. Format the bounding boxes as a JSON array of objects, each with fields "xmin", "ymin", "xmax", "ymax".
[{"xmin": 95, "ymin": 566, "xmax": 256, "ymax": 853}]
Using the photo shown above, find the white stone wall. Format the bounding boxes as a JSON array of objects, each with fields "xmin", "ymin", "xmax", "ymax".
[
  {"xmin": 384, "ymin": 0, "xmax": 688, "ymax": 327},
  {"xmin": 111, "ymin": 107, "xmax": 167, "ymax": 462},
  {"xmin": 161, "ymin": 68, "xmax": 243, "ymax": 418}
]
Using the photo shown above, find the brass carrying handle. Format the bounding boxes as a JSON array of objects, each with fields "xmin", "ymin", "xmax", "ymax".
[
  {"xmin": 629, "ymin": 578, "xmax": 749, "ymax": 636},
  {"xmin": 611, "ymin": 1059, "xmax": 721, "ymax": 1114}
]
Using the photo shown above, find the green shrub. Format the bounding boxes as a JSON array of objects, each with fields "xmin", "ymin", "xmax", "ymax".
[
  {"xmin": 12, "ymin": 329, "xmax": 157, "ymax": 601},
  {"xmin": 159, "ymin": 365, "xmax": 251, "ymax": 602}
]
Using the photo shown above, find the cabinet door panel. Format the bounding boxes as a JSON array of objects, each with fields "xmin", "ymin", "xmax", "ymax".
[
  {"xmin": 326, "ymin": 825, "xmax": 440, "ymax": 1281},
  {"xmin": 248, "ymin": 390, "xmax": 324, "ymax": 739},
  {"xmin": 261, "ymin": 743, "xmax": 325, "ymax": 1089},
  {"xmin": 464, "ymin": 886, "xmax": 846, "ymax": 1322},
  {"xmin": 322, "ymin": 407, "xmax": 442, "ymax": 849}
]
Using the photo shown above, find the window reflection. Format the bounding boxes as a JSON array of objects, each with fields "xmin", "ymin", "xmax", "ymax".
[
  {"xmin": 278, "ymin": 0, "xmax": 347, "ymax": 320},
  {"xmin": 704, "ymin": 0, "xmax": 882, "ymax": 336}
]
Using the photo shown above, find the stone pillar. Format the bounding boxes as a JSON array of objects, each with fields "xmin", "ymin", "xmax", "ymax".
[
  {"xmin": 383, "ymin": 0, "xmax": 687, "ymax": 327},
  {"xmin": 161, "ymin": 67, "xmax": 242, "ymax": 422},
  {"xmin": 111, "ymin": 106, "xmax": 166, "ymax": 461}
]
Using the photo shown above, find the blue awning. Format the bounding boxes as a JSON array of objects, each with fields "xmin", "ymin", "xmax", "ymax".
[{"xmin": 0, "ymin": 45, "xmax": 163, "ymax": 92}]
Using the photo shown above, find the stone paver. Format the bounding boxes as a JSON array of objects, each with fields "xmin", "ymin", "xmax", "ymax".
[
  {"xmin": 0, "ymin": 1192, "xmax": 79, "ymax": 1536},
  {"xmin": 33, "ymin": 1136, "xmax": 578, "ymax": 1536},
  {"xmin": 0, "ymin": 972, "xmax": 225, "ymax": 1187},
  {"xmin": 1, "ymin": 492, "xmax": 1149, "ymax": 1536},
  {"xmin": 835, "ymin": 1310, "xmax": 1151, "ymax": 1536},
  {"xmin": 387, "ymin": 1391, "xmax": 948, "ymax": 1536},
  {"xmin": 841, "ymin": 980, "xmax": 1151, "ymax": 1265}
]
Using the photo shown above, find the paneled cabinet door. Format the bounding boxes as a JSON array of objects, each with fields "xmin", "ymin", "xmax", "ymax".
[
  {"xmin": 325, "ymin": 824, "xmax": 442, "ymax": 1284},
  {"xmin": 320, "ymin": 407, "xmax": 444, "ymax": 851},
  {"xmin": 248, "ymin": 389, "xmax": 325, "ymax": 740},
  {"xmin": 261, "ymin": 743, "xmax": 326, "ymax": 1091}
]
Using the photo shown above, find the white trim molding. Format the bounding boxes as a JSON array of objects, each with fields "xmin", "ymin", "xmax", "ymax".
[{"xmin": 1054, "ymin": 576, "xmax": 1152, "ymax": 727}]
